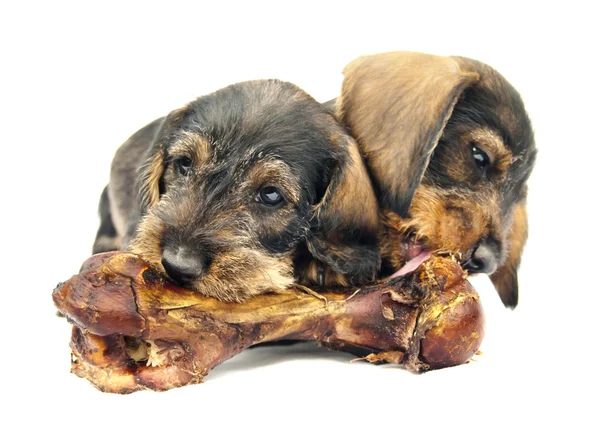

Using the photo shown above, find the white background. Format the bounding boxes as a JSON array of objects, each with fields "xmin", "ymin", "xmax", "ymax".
[{"xmin": 1, "ymin": 1, "xmax": 598, "ymax": 444}]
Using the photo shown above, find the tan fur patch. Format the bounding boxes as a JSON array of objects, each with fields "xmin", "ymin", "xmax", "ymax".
[
  {"xmin": 179, "ymin": 247, "xmax": 294, "ymax": 303},
  {"xmin": 168, "ymin": 132, "xmax": 211, "ymax": 167},
  {"xmin": 337, "ymin": 51, "xmax": 480, "ymax": 207},
  {"xmin": 140, "ymin": 151, "xmax": 165, "ymax": 209},
  {"xmin": 470, "ymin": 128, "xmax": 512, "ymax": 174},
  {"xmin": 496, "ymin": 201, "xmax": 528, "ymax": 273},
  {"xmin": 381, "ymin": 184, "xmax": 503, "ymax": 270},
  {"xmin": 128, "ymin": 202, "xmax": 295, "ymax": 303},
  {"xmin": 128, "ymin": 213, "xmax": 166, "ymax": 270},
  {"xmin": 247, "ymin": 160, "xmax": 301, "ymax": 205},
  {"xmin": 490, "ymin": 201, "xmax": 528, "ymax": 306},
  {"xmin": 313, "ymin": 136, "xmax": 379, "ymax": 234},
  {"xmin": 298, "ymin": 260, "xmax": 351, "ymax": 288}
]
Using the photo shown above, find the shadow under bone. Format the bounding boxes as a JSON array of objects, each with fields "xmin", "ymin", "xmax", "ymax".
[{"xmin": 204, "ymin": 341, "xmax": 374, "ymax": 382}]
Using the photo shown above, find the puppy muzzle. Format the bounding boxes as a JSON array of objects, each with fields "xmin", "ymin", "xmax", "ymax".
[
  {"xmin": 161, "ymin": 246, "xmax": 209, "ymax": 286},
  {"xmin": 463, "ymin": 240, "xmax": 500, "ymax": 275}
]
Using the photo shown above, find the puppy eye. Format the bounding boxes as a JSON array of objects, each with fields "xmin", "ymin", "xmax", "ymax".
[
  {"xmin": 173, "ymin": 157, "xmax": 193, "ymax": 176},
  {"xmin": 472, "ymin": 145, "xmax": 490, "ymax": 172},
  {"xmin": 256, "ymin": 186, "xmax": 284, "ymax": 206}
]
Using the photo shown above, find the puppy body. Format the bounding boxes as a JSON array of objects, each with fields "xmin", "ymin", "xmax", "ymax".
[
  {"xmin": 94, "ymin": 79, "xmax": 380, "ymax": 302},
  {"xmin": 334, "ymin": 51, "xmax": 537, "ymax": 308}
]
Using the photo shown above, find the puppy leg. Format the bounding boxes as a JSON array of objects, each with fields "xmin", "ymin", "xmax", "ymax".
[{"xmin": 92, "ymin": 186, "xmax": 120, "ymax": 254}]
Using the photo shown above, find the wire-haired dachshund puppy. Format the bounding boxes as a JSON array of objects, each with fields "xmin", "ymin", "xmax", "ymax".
[
  {"xmin": 93, "ymin": 79, "xmax": 380, "ymax": 302},
  {"xmin": 327, "ymin": 51, "xmax": 537, "ymax": 308}
]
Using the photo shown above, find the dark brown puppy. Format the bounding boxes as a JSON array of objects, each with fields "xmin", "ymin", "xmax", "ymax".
[
  {"xmin": 328, "ymin": 51, "xmax": 537, "ymax": 308},
  {"xmin": 93, "ymin": 79, "xmax": 380, "ymax": 302}
]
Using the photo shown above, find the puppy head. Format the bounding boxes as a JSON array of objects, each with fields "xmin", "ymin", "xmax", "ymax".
[
  {"xmin": 337, "ymin": 51, "xmax": 537, "ymax": 308},
  {"xmin": 130, "ymin": 79, "xmax": 379, "ymax": 302}
]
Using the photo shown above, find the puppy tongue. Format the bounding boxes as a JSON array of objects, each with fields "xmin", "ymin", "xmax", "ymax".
[
  {"xmin": 406, "ymin": 243, "xmax": 425, "ymax": 260},
  {"xmin": 388, "ymin": 250, "xmax": 431, "ymax": 279}
]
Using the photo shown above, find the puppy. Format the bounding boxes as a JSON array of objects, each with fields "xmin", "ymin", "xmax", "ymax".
[
  {"xmin": 93, "ymin": 79, "xmax": 380, "ymax": 302},
  {"xmin": 328, "ymin": 51, "xmax": 537, "ymax": 308}
]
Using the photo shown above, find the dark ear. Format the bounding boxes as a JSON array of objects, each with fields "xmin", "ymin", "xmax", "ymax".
[
  {"xmin": 306, "ymin": 134, "xmax": 381, "ymax": 283},
  {"xmin": 336, "ymin": 51, "xmax": 480, "ymax": 217},
  {"xmin": 491, "ymin": 202, "xmax": 528, "ymax": 309},
  {"xmin": 137, "ymin": 107, "xmax": 189, "ymax": 212}
]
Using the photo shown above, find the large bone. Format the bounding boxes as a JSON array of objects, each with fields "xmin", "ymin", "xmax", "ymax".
[{"xmin": 53, "ymin": 252, "xmax": 484, "ymax": 393}]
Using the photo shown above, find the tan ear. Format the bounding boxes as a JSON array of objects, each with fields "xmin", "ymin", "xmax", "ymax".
[
  {"xmin": 337, "ymin": 51, "xmax": 480, "ymax": 216},
  {"xmin": 138, "ymin": 107, "xmax": 189, "ymax": 211},
  {"xmin": 138, "ymin": 146, "xmax": 165, "ymax": 211},
  {"xmin": 491, "ymin": 201, "xmax": 528, "ymax": 309},
  {"xmin": 307, "ymin": 134, "xmax": 381, "ymax": 283}
]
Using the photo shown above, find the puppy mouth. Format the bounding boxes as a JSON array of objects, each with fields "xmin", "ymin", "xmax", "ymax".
[{"xmin": 388, "ymin": 233, "xmax": 431, "ymax": 279}]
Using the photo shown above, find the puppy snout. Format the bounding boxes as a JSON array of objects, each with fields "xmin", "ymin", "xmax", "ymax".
[
  {"xmin": 161, "ymin": 246, "xmax": 207, "ymax": 285},
  {"xmin": 464, "ymin": 241, "xmax": 499, "ymax": 275}
]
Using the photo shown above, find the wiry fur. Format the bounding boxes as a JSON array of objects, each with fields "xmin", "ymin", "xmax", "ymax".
[
  {"xmin": 332, "ymin": 51, "xmax": 537, "ymax": 308},
  {"xmin": 380, "ymin": 186, "xmax": 504, "ymax": 266},
  {"xmin": 94, "ymin": 79, "xmax": 380, "ymax": 302},
  {"xmin": 129, "ymin": 199, "xmax": 294, "ymax": 302}
]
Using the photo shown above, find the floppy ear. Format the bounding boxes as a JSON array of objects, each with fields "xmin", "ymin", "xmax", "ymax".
[
  {"xmin": 137, "ymin": 107, "xmax": 189, "ymax": 212},
  {"xmin": 336, "ymin": 51, "xmax": 480, "ymax": 217},
  {"xmin": 138, "ymin": 143, "xmax": 166, "ymax": 212},
  {"xmin": 491, "ymin": 201, "xmax": 528, "ymax": 309},
  {"xmin": 306, "ymin": 134, "xmax": 381, "ymax": 283}
]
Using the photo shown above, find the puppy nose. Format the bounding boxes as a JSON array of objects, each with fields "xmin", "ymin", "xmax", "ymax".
[
  {"xmin": 161, "ymin": 246, "xmax": 205, "ymax": 285},
  {"xmin": 464, "ymin": 242, "xmax": 499, "ymax": 275}
]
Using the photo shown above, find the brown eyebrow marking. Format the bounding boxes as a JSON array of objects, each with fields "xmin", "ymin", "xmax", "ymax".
[
  {"xmin": 168, "ymin": 132, "xmax": 211, "ymax": 166},
  {"xmin": 470, "ymin": 128, "xmax": 512, "ymax": 172},
  {"xmin": 246, "ymin": 159, "xmax": 301, "ymax": 204}
]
